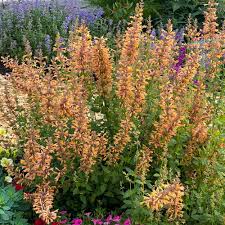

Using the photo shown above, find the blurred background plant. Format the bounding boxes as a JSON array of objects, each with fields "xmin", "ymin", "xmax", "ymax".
[
  {"xmin": 0, "ymin": 0, "xmax": 104, "ymax": 61},
  {"xmin": 88, "ymin": 0, "xmax": 225, "ymax": 27}
]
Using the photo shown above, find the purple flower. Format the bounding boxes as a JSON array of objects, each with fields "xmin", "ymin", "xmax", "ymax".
[
  {"xmin": 175, "ymin": 28, "xmax": 185, "ymax": 43},
  {"xmin": 44, "ymin": 35, "xmax": 51, "ymax": 53},
  {"xmin": 150, "ymin": 28, "xmax": 156, "ymax": 39},
  {"xmin": 124, "ymin": 218, "xmax": 132, "ymax": 225},
  {"xmin": 193, "ymin": 79, "xmax": 199, "ymax": 85},
  {"xmin": 173, "ymin": 46, "xmax": 186, "ymax": 73}
]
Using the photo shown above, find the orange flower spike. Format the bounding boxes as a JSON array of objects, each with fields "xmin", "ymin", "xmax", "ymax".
[
  {"xmin": 203, "ymin": 0, "xmax": 218, "ymax": 40},
  {"xmin": 68, "ymin": 24, "xmax": 92, "ymax": 74},
  {"xmin": 150, "ymin": 85, "xmax": 184, "ymax": 150},
  {"xmin": 33, "ymin": 184, "xmax": 58, "ymax": 224},
  {"xmin": 116, "ymin": 2, "xmax": 144, "ymax": 109},
  {"xmin": 108, "ymin": 114, "xmax": 132, "ymax": 164},
  {"xmin": 21, "ymin": 130, "xmax": 53, "ymax": 182},
  {"xmin": 131, "ymin": 67, "xmax": 148, "ymax": 115},
  {"xmin": 117, "ymin": 66, "xmax": 135, "ymax": 109},
  {"xmin": 159, "ymin": 20, "xmax": 177, "ymax": 73},
  {"xmin": 142, "ymin": 180, "xmax": 185, "ymax": 221},
  {"xmin": 92, "ymin": 37, "xmax": 113, "ymax": 96},
  {"xmin": 119, "ymin": 1, "xmax": 143, "ymax": 66},
  {"xmin": 186, "ymin": 17, "xmax": 200, "ymax": 43},
  {"xmin": 136, "ymin": 145, "xmax": 153, "ymax": 180},
  {"xmin": 182, "ymin": 78, "xmax": 211, "ymax": 165}
]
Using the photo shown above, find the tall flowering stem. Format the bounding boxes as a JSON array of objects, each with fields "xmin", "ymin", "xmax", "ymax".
[{"xmin": 142, "ymin": 180, "xmax": 185, "ymax": 221}]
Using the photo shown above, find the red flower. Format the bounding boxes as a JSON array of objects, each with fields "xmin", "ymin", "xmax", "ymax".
[
  {"xmin": 51, "ymin": 223, "xmax": 60, "ymax": 225},
  {"xmin": 12, "ymin": 179, "xmax": 24, "ymax": 191},
  {"xmin": 34, "ymin": 218, "xmax": 46, "ymax": 225},
  {"xmin": 14, "ymin": 183, "xmax": 24, "ymax": 191}
]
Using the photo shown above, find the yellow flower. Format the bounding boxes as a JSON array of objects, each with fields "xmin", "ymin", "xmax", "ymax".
[
  {"xmin": 0, "ymin": 157, "xmax": 13, "ymax": 167},
  {"xmin": 0, "ymin": 128, "xmax": 7, "ymax": 136},
  {"xmin": 4, "ymin": 176, "xmax": 12, "ymax": 183},
  {"xmin": 0, "ymin": 146, "xmax": 5, "ymax": 154}
]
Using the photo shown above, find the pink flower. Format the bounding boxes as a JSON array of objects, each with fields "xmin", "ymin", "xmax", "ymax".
[
  {"xmin": 106, "ymin": 215, "xmax": 112, "ymax": 223},
  {"xmin": 112, "ymin": 216, "xmax": 121, "ymax": 222},
  {"xmin": 124, "ymin": 218, "xmax": 132, "ymax": 225},
  {"xmin": 72, "ymin": 218, "xmax": 83, "ymax": 225},
  {"xmin": 92, "ymin": 219, "xmax": 103, "ymax": 225},
  {"xmin": 60, "ymin": 220, "xmax": 68, "ymax": 224},
  {"xmin": 84, "ymin": 212, "xmax": 91, "ymax": 217}
]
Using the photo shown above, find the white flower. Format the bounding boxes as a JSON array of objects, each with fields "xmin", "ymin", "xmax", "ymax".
[
  {"xmin": 4, "ymin": 176, "xmax": 13, "ymax": 183},
  {"xmin": 0, "ymin": 157, "xmax": 13, "ymax": 167}
]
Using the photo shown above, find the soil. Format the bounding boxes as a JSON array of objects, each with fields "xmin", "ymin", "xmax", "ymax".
[{"xmin": 0, "ymin": 61, "xmax": 12, "ymax": 75}]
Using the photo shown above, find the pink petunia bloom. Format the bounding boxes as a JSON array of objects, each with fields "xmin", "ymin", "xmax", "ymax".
[
  {"xmin": 106, "ymin": 215, "xmax": 113, "ymax": 223},
  {"xmin": 92, "ymin": 219, "xmax": 103, "ymax": 225},
  {"xmin": 124, "ymin": 218, "xmax": 132, "ymax": 225},
  {"xmin": 72, "ymin": 218, "xmax": 83, "ymax": 225},
  {"xmin": 112, "ymin": 216, "xmax": 121, "ymax": 222}
]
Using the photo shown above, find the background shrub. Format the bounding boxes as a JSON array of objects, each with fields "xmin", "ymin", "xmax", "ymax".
[
  {"xmin": 0, "ymin": 0, "xmax": 103, "ymax": 61},
  {"xmin": 88, "ymin": 0, "xmax": 225, "ymax": 27}
]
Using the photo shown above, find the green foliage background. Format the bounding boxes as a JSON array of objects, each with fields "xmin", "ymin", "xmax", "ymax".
[{"xmin": 88, "ymin": 0, "xmax": 225, "ymax": 27}]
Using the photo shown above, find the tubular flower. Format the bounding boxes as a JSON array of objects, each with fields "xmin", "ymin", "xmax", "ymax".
[
  {"xmin": 142, "ymin": 180, "xmax": 185, "ymax": 221},
  {"xmin": 182, "ymin": 79, "xmax": 211, "ymax": 165},
  {"xmin": 108, "ymin": 115, "xmax": 132, "ymax": 164},
  {"xmin": 203, "ymin": 0, "xmax": 218, "ymax": 40},
  {"xmin": 68, "ymin": 24, "xmax": 92, "ymax": 74},
  {"xmin": 117, "ymin": 66, "xmax": 135, "ymax": 109},
  {"xmin": 136, "ymin": 145, "xmax": 153, "ymax": 180},
  {"xmin": 117, "ymin": 2, "xmax": 143, "ymax": 109},
  {"xmin": 119, "ymin": 1, "xmax": 143, "ymax": 66},
  {"xmin": 131, "ymin": 67, "xmax": 148, "ymax": 116},
  {"xmin": 150, "ymin": 85, "xmax": 184, "ymax": 152},
  {"xmin": 20, "ymin": 130, "xmax": 53, "ymax": 181},
  {"xmin": 91, "ymin": 37, "xmax": 113, "ymax": 96},
  {"xmin": 69, "ymin": 79, "xmax": 107, "ymax": 173},
  {"xmin": 33, "ymin": 184, "xmax": 58, "ymax": 224},
  {"xmin": 202, "ymin": 0, "xmax": 224, "ymax": 78}
]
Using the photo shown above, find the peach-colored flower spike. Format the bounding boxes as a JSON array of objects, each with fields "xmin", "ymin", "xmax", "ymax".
[
  {"xmin": 150, "ymin": 84, "xmax": 185, "ymax": 152},
  {"xmin": 92, "ymin": 37, "xmax": 113, "ymax": 96},
  {"xmin": 182, "ymin": 76, "xmax": 211, "ymax": 165},
  {"xmin": 201, "ymin": 0, "xmax": 224, "ymax": 80},
  {"xmin": 117, "ymin": 1, "xmax": 143, "ymax": 109},
  {"xmin": 203, "ymin": 0, "xmax": 219, "ymax": 39},
  {"xmin": 107, "ymin": 114, "xmax": 132, "ymax": 164},
  {"xmin": 136, "ymin": 145, "xmax": 153, "ymax": 181},
  {"xmin": 68, "ymin": 24, "xmax": 92, "ymax": 74},
  {"xmin": 20, "ymin": 129, "xmax": 53, "ymax": 181},
  {"xmin": 142, "ymin": 180, "xmax": 185, "ymax": 221},
  {"xmin": 33, "ymin": 184, "xmax": 58, "ymax": 224}
]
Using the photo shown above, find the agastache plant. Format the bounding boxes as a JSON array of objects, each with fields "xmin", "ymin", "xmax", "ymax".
[{"xmin": 0, "ymin": 1, "xmax": 225, "ymax": 224}]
